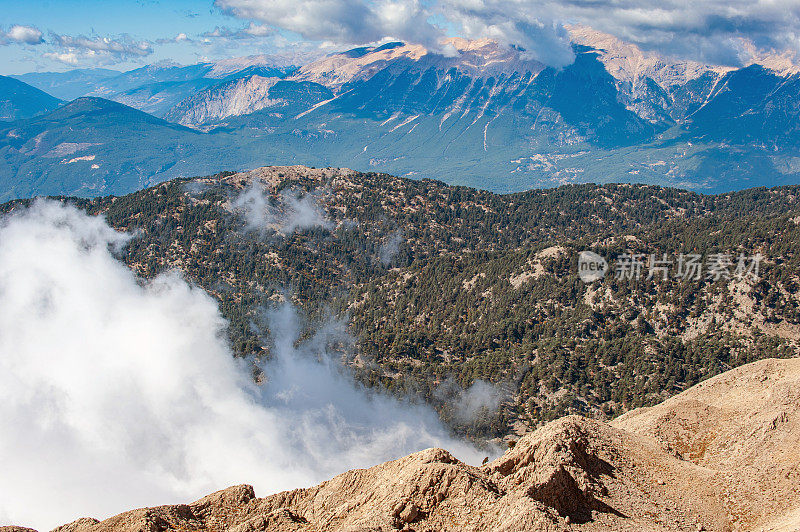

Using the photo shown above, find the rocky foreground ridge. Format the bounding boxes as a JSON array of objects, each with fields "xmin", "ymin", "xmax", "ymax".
[{"xmin": 6, "ymin": 357, "xmax": 800, "ymax": 532}]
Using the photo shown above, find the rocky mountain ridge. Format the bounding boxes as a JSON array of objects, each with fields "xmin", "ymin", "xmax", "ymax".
[{"xmin": 6, "ymin": 357, "xmax": 799, "ymax": 531}]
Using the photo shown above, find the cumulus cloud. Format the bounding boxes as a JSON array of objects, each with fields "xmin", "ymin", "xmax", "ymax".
[
  {"xmin": 532, "ymin": 0, "xmax": 800, "ymax": 66},
  {"xmin": 209, "ymin": 0, "xmax": 571, "ymax": 65},
  {"xmin": 45, "ymin": 32, "xmax": 153, "ymax": 65},
  {"xmin": 232, "ymin": 181, "xmax": 332, "ymax": 234},
  {"xmin": 187, "ymin": 22, "xmax": 326, "ymax": 63},
  {"xmin": 214, "ymin": 0, "xmax": 800, "ymax": 67},
  {"xmin": 0, "ymin": 200, "xmax": 484, "ymax": 530},
  {"xmin": 215, "ymin": 0, "xmax": 449, "ymax": 53},
  {"xmin": 439, "ymin": 0, "xmax": 575, "ymax": 66},
  {"xmin": 0, "ymin": 24, "xmax": 44, "ymax": 45},
  {"xmin": 41, "ymin": 51, "xmax": 80, "ymax": 65}
]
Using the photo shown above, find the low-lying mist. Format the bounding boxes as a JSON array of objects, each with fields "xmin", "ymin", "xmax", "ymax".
[
  {"xmin": 231, "ymin": 180, "xmax": 332, "ymax": 234},
  {"xmin": 0, "ymin": 200, "xmax": 485, "ymax": 530}
]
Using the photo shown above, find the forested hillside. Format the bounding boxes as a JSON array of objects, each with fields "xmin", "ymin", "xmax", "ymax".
[{"xmin": 6, "ymin": 166, "xmax": 798, "ymax": 439}]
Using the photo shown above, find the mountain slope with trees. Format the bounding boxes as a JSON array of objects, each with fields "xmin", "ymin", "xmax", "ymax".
[{"xmin": 5, "ymin": 166, "xmax": 798, "ymax": 438}]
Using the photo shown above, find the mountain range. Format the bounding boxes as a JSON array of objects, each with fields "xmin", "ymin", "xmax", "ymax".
[{"xmin": 4, "ymin": 27, "xmax": 800, "ymax": 199}]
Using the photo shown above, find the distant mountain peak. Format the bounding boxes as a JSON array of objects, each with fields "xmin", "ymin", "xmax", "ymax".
[
  {"xmin": 569, "ymin": 24, "xmax": 800, "ymax": 81},
  {"xmin": 43, "ymin": 96, "xmax": 185, "ymax": 129},
  {"xmin": 165, "ymin": 74, "xmax": 284, "ymax": 126},
  {"xmin": 7, "ymin": 26, "xmax": 800, "ymax": 198},
  {"xmin": 292, "ymin": 38, "xmax": 545, "ymax": 91},
  {"xmin": 206, "ymin": 55, "xmax": 292, "ymax": 79},
  {"xmin": 738, "ymin": 40, "xmax": 800, "ymax": 76},
  {"xmin": 292, "ymin": 42, "xmax": 430, "ymax": 89},
  {"xmin": 58, "ymin": 96, "xmax": 130, "ymax": 113},
  {"xmin": 0, "ymin": 75, "xmax": 61, "ymax": 121},
  {"xmin": 567, "ymin": 25, "xmax": 732, "ymax": 87}
]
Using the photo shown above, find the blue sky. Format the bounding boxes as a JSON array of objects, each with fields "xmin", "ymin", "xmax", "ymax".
[
  {"xmin": 2, "ymin": 0, "xmax": 799, "ymax": 75},
  {"xmin": 2, "ymin": 0, "xmax": 216, "ymax": 39},
  {"xmin": 0, "ymin": 0, "xmax": 316, "ymax": 74}
]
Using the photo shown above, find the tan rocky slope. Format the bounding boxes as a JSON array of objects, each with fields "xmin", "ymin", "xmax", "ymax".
[{"xmin": 7, "ymin": 358, "xmax": 800, "ymax": 532}]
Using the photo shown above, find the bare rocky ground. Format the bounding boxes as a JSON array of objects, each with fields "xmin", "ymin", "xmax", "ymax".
[{"xmin": 4, "ymin": 357, "xmax": 799, "ymax": 532}]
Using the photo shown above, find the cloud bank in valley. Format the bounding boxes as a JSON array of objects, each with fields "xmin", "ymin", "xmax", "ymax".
[{"xmin": 0, "ymin": 200, "xmax": 483, "ymax": 530}]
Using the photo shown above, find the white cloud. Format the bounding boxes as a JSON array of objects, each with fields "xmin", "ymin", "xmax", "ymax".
[
  {"xmin": 244, "ymin": 22, "xmax": 274, "ymax": 37},
  {"xmin": 441, "ymin": 1, "xmax": 574, "ymax": 65},
  {"xmin": 210, "ymin": 0, "xmax": 573, "ymax": 65},
  {"xmin": 0, "ymin": 200, "xmax": 483, "ymax": 530},
  {"xmin": 156, "ymin": 32, "xmax": 196, "ymax": 45},
  {"xmin": 2, "ymin": 24, "xmax": 45, "ymax": 45},
  {"xmin": 379, "ymin": 229, "xmax": 404, "ymax": 265},
  {"xmin": 214, "ymin": 0, "xmax": 800, "ymax": 67},
  {"xmin": 51, "ymin": 33, "xmax": 152, "ymax": 57},
  {"xmin": 232, "ymin": 181, "xmax": 333, "ymax": 234},
  {"xmin": 527, "ymin": 0, "xmax": 800, "ymax": 66},
  {"xmin": 452, "ymin": 380, "xmax": 506, "ymax": 423},
  {"xmin": 46, "ymin": 32, "xmax": 153, "ymax": 65},
  {"xmin": 7, "ymin": 1, "xmax": 800, "ymax": 70},
  {"xmin": 436, "ymin": 378, "xmax": 507, "ymax": 424},
  {"xmin": 201, "ymin": 22, "xmax": 275, "ymax": 41},
  {"xmin": 215, "ymin": 0, "xmax": 449, "ymax": 53},
  {"xmin": 42, "ymin": 51, "xmax": 79, "ymax": 65},
  {"xmin": 279, "ymin": 190, "xmax": 332, "ymax": 233},
  {"xmin": 231, "ymin": 180, "xmax": 273, "ymax": 231}
]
